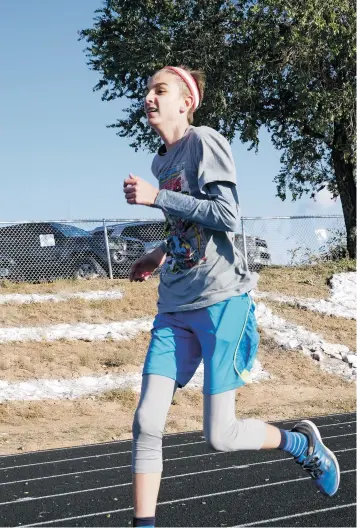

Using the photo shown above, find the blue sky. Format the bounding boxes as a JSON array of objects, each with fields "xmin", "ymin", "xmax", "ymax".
[{"xmin": 0, "ymin": 0, "xmax": 342, "ymax": 223}]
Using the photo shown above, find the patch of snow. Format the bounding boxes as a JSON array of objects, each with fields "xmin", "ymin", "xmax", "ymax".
[
  {"xmin": 255, "ymin": 301, "xmax": 356, "ymax": 381},
  {"xmin": 0, "ymin": 289, "xmax": 124, "ymax": 305},
  {"xmin": 0, "ymin": 271, "xmax": 354, "ymax": 403},
  {"xmin": 0, "ymin": 360, "xmax": 269, "ymax": 402},
  {"xmin": 253, "ymin": 272, "xmax": 356, "ymax": 320},
  {"xmin": 329, "ymin": 273, "xmax": 356, "ymax": 311},
  {"xmin": 0, "ymin": 318, "xmax": 153, "ymax": 343},
  {"xmin": 0, "ymin": 373, "xmax": 142, "ymax": 402}
]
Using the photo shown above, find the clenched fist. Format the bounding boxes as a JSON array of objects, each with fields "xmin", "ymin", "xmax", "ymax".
[
  {"xmin": 123, "ymin": 174, "xmax": 159, "ymax": 206},
  {"xmin": 129, "ymin": 247, "xmax": 166, "ymax": 282}
]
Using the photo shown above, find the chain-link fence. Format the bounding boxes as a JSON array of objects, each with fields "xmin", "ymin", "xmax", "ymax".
[
  {"xmin": 0, "ymin": 216, "xmax": 346, "ymax": 283},
  {"xmin": 240, "ymin": 215, "xmax": 347, "ymax": 268},
  {"xmin": 0, "ymin": 219, "xmax": 166, "ymax": 283}
]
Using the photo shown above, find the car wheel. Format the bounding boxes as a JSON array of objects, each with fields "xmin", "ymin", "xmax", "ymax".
[
  {"xmin": 0, "ymin": 259, "xmax": 17, "ymax": 281},
  {"xmin": 250, "ymin": 264, "xmax": 262, "ymax": 272},
  {"xmin": 73, "ymin": 257, "xmax": 107, "ymax": 280},
  {"xmin": 0, "ymin": 267, "xmax": 11, "ymax": 280}
]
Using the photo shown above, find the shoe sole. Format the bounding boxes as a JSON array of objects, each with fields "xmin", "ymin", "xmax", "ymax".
[{"xmin": 301, "ymin": 419, "xmax": 340, "ymax": 496}]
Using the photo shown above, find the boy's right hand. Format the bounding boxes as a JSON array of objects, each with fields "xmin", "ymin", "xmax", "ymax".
[{"xmin": 129, "ymin": 247, "xmax": 166, "ymax": 282}]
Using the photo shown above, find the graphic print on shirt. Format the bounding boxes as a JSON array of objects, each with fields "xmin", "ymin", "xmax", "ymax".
[{"xmin": 158, "ymin": 163, "xmax": 207, "ymax": 273}]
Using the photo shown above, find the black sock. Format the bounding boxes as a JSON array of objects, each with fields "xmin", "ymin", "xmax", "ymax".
[{"xmin": 133, "ymin": 516, "xmax": 155, "ymax": 527}]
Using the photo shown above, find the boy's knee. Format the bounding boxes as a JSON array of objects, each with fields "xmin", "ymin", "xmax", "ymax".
[
  {"xmin": 205, "ymin": 428, "xmax": 230, "ymax": 452},
  {"xmin": 132, "ymin": 406, "xmax": 165, "ymax": 474},
  {"xmin": 205, "ymin": 418, "xmax": 266, "ymax": 452},
  {"xmin": 132, "ymin": 407, "xmax": 163, "ymax": 441}
]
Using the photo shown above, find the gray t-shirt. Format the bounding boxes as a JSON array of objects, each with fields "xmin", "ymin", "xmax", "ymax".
[{"xmin": 152, "ymin": 125, "xmax": 257, "ymax": 313}]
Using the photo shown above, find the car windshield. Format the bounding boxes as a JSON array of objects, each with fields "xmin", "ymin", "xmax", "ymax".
[
  {"xmin": 119, "ymin": 223, "xmax": 165, "ymax": 241},
  {"xmin": 51, "ymin": 223, "xmax": 91, "ymax": 238}
]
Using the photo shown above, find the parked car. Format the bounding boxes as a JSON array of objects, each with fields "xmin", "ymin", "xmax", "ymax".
[
  {"xmin": 92, "ymin": 221, "xmax": 166, "ymax": 277},
  {"xmin": 234, "ymin": 234, "xmax": 271, "ymax": 270},
  {"xmin": 0, "ymin": 221, "xmax": 270, "ymax": 283},
  {"xmin": 0, "ymin": 254, "xmax": 16, "ymax": 280},
  {"xmin": 93, "ymin": 220, "xmax": 270, "ymax": 277},
  {"xmin": 0, "ymin": 222, "xmax": 109, "ymax": 282}
]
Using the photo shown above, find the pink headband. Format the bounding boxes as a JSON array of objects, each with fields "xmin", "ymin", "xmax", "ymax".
[{"xmin": 165, "ymin": 66, "xmax": 200, "ymax": 111}]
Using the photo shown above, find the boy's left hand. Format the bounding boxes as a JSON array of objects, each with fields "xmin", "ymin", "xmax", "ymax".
[{"xmin": 123, "ymin": 174, "xmax": 159, "ymax": 206}]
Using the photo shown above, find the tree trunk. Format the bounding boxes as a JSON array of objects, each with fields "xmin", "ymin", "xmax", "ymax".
[{"xmin": 332, "ymin": 124, "xmax": 356, "ymax": 259}]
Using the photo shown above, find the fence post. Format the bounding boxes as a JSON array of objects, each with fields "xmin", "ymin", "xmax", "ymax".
[
  {"xmin": 241, "ymin": 217, "xmax": 248, "ymax": 264},
  {"xmin": 103, "ymin": 219, "xmax": 113, "ymax": 280}
]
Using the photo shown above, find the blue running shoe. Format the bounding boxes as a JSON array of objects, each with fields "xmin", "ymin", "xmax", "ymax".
[{"xmin": 292, "ymin": 419, "xmax": 340, "ymax": 497}]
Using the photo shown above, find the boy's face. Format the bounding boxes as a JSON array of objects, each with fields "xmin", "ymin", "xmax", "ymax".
[{"xmin": 144, "ymin": 71, "xmax": 190, "ymax": 129}]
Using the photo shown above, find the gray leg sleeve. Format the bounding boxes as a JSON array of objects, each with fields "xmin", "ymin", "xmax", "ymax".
[
  {"xmin": 132, "ymin": 374, "xmax": 177, "ymax": 473},
  {"xmin": 203, "ymin": 389, "xmax": 267, "ymax": 451}
]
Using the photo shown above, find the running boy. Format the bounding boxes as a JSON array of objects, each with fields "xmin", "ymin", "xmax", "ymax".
[{"xmin": 123, "ymin": 66, "xmax": 340, "ymax": 528}]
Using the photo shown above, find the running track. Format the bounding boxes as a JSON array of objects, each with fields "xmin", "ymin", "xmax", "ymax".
[{"xmin": 0, "ymin": 412, "xmax": 355, "ymax": 527}]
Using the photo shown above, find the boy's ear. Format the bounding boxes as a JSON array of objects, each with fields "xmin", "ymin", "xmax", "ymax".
[
  {"xmin": 180, "ymin": 96, "xmax": 193, "ymax": 113},
  {"xmin": 186, "ymin": 94, "xmax": 194, "ymax": 110}
]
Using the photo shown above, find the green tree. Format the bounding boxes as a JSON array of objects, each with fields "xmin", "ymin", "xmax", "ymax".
[{"xmin": 79, "ymin": 0, "xmax": 356, "ymax": 257}]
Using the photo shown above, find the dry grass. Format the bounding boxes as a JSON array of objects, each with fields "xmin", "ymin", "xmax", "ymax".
[
  {"xmin": 264, "ymin": 300, "xmax": 356, "ymax": 352},
  {"xmin": 244, "ymin": 335, "xmax": 356, "ymax": 420},
  {"xmin": 0, "ymin": 280, "xmax": 158, "ymax": 327},
  {"xmin": 0, "ymin": 263, "xmax": 355, "ymax": 455},
  {"xmin": 0, "ymin": 333, "xmax": 150, "ymax": 380},
  {"xmin": 0, "ymin": 278, "xmax": 127, "ymax": 294},
  {"xmin": 98, "ymin": 387, "xmax": 138, "ymax": 411},
  {"xmin": 0, "ymin": 399, "xmax": 134, "ymax": 452},
  {"xmin": 0, "ymin": 337, "xmax": 355, "ymax": 455},
  {"xmin": 258, "ymin": 259, "xmax": 355, "ymax": 299}
]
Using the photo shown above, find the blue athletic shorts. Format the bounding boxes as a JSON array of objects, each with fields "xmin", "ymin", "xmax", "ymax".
[{"xmin": 143, "ymin": 293, "xmax": 259, "ymax": 395}]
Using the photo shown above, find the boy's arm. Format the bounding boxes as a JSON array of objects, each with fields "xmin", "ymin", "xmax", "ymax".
[
  {"xmin": 124, "ymin": 129, "xmax": 239, "ymax": 232},
  {"xmin": 154, "ymin": 182, "xmax": 239, "ymax": 232},
  {"xmin": 158, "ymin": 241, "xmax": 167, "ymax": 257}
]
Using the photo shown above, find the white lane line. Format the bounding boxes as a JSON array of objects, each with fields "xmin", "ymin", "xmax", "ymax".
[
  {"xmin": 0, "ymin": 440, "xmax": 205, "ymax": 471},
  {"xmin": 24, "ymin": 470, "xmax": 357, "ymax": 527},
  {"xmin": 0, "ymin": 412, "xmax": 354, "ymax": 460},
  {"xmin": 0, "ymin": 452, "xmax": 124, "ymax": 472},
  {"xmin": 0, "ymin": 419, "xmax": 353, "ymax": 470},
  {"xmin": 1, "ymin": 448, "xmax": 354, "ymax": 501},
  {"xmin": 318, "ymin": 420, "xmax": 356, "ymax": 428},
  {"xmin": 1, "ymin": 432, "xmax": 355, "ymax": 472},
  {"xmin": 237, "ymin": 503, "xmax": 357, "ymax": 527},
  {"xmin": 323, "ymin": 433, "xmax": 356, "ymax": 440},
  {"xmin": 279, "ymin": 412, "xmax": 356, "ymax": 425}
]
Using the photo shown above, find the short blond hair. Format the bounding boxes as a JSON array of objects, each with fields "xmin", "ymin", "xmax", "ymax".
[{"xmin": 161, "ymin": 65, "xmax": 206, "ymax": 124}]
